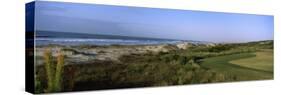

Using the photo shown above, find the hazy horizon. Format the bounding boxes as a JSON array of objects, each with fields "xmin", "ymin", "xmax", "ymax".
[{"xmin": 34, "ymin": 1, "xmax": 274, "ymax": 43}]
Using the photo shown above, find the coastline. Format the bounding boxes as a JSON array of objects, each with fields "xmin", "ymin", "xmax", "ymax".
[{"xmin": 35, "ymin": 42, "xmax": 209, "ymax": 65}]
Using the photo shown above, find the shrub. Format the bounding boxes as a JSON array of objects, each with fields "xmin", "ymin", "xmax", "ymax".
[
  {"xmin": 178, "ymin": 56, "xmax": 188, "ymax": 65},
  {"xmin": 63, "ymin": 66, "xmax": 76, "ymax": 91},
  {"xmin": 35, "ymin": 75, "xmax": 43, "ymax": 93}
]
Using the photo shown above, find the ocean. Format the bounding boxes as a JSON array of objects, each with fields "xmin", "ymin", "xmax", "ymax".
[
  {"xmin": 35, "ymin": 31, "xmax": 181, "ymax": 46},
  {"xmin": 35, "ymin": 37, "xmax": 181, "ymax": 46}
]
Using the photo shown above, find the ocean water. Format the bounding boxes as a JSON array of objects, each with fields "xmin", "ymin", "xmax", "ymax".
[{"xmin": 35, "ymin": 37, "xmax": 181, "ymax": 46}]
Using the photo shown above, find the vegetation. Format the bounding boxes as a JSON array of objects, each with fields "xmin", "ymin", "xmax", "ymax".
[
  {"xmin": 43, "ymin": 49, "xmax": 54, "ymax": 92},
  {"xmin": 35, "ymin": 40, "xmax": 273, "ymax": 93},
  {"xmin": 39, "ymin": 49, "xmax": 65, "ymax": 93},
  {"xmin": 230, "ymin": 50, "xmax": 273, "ymax": 72},
  {"xmin": 200, "ymin": 52, "xmax": 272, "ymax": 80},
  {"xmin": 54, "ymin": 52, "xmax": 64, "ymax": 91}
]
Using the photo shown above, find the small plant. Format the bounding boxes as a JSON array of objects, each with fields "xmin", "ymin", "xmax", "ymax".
[{"xmin": 44, "ymin": 49, "xmax": 65, "ymax": 92}]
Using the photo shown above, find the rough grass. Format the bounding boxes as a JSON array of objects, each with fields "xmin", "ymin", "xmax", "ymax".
[
  {"xmin": 85, "ymin": 62, "xmax": 235, "ymax": 88},
  {"xmin": 36, "ymin": 61, "xmax": 236, "ymax": 92},
  {"xmin": 230, "ymin": 49, "xmax": 273, "ymax": 72}
]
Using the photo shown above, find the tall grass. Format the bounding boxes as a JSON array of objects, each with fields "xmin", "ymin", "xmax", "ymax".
[
  {"xmin": 43, "ymin": 49, "xmax": 54, "ymax": 92},
  {"xmin": 54, "ymin": 51, "xmax": 64, "ymax": 91},
  {"xmin": 43, "ymin": 49, "xmax": 64, "ymax": 92}
]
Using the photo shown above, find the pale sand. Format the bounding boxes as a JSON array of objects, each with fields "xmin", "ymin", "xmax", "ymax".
[{"xmin": 35, "ymin": 42, "xmax": 214, "ymax": 65}]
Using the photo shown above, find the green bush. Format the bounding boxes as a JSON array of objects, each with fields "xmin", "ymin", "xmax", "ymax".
[
  {"xmin": 35, "ymin": 75, "xmax": 43, "ymax": 93},
  {"xmin": 178, "ymin": 56, "xmax": 188, "ymax": 65}
]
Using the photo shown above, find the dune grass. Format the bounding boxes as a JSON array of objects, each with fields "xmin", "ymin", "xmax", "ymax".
[{"xmin": 41, "ymin": 49, "xmax": 65, "ymax": 93}]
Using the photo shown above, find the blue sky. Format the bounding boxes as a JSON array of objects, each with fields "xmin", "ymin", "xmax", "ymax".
[{"xmin": 35, "ymin": 1, "xmax": 273, "ymax": 43}]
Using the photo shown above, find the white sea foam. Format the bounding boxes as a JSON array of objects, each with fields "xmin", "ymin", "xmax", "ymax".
[{"xmin": 36, "ymin": 38, "xmax": 181, "ymax": 46}]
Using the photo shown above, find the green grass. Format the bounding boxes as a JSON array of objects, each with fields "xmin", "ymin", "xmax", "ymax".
[
  {"xmin": 38, "ymin": 50, "xmax": 65, "ymax": 93},
  {"xmin": 230, "ymin": 50, "xmax": 273, "ymax": 72},
  {"xmin": 200, "ymin": 52, "xmax": 273, "ymax": 81}
]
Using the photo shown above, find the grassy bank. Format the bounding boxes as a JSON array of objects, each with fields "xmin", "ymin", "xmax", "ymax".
[{"xmin": 35, "ymin": 40, "xmax": 273, "ymax": 93}]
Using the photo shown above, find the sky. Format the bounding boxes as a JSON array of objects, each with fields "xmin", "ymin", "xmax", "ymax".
[{"xmin": 35, "ymin": 1, "xmax": 274, "ymax": 43}]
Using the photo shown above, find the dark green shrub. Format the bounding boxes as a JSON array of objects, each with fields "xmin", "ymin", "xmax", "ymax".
[{"xmin": 178, "ymin": 56, "xmax": 188, "ymax": 65}]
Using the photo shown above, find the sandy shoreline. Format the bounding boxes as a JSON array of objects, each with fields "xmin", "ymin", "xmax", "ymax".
[{"xmin": 35, "ymin": 42, "xmax": 215, "ymax": 65}]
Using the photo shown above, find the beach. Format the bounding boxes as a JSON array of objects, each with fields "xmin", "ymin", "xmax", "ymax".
[{"xmin": 35, "ymin": 42, "xmax": 208, "ymax": 65}]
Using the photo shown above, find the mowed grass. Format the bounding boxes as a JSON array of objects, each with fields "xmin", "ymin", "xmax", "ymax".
[
  {"xmin": 230, "ymin": 50, "xmax": 273, "ymax": 72},
  {"xmin": 200, "ymin": 52, "xmax": 273, "ymax": 81}
]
